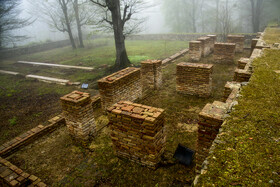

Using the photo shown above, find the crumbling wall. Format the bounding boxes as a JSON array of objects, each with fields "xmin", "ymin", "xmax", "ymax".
[
  {"xmin": 176, "ymin": 62, "xmax": 213, "ymax": 97},
  {"xmin": 107, "ymin": 101, "xmax": 166, "ymax": 169},
  {"xmin": 189, "ymin": 41, "xmax": 202, "ymax": 61},
  {"xmin": 227, "ymin": 35, "xmax": 245, "ymax": 53},
  {"xmin": 141, "ymin": 60, "xmax": 162, "ymax": 95},
  {"xmin": 98, "ymin": 67, "xmax": 142, "ymax": 110},
  {"xmin": 213, "ymin": 43, "xmax": 236, "ymax": 63},
  {"xmin": 60, "ymin": 91, "xmax": 96, "ymax": 141}
]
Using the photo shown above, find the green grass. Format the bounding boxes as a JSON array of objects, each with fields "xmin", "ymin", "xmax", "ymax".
[
  {"xmin": 264, "ymin": 27, "xmax": 280, "ymax": 44},
  {"xmin": 197, "ymin": 50, "xmax": 280, "ymax": 185},
  {"xmin": 0, "ymin": 39, "xmax": 188, "ymax": 84}
]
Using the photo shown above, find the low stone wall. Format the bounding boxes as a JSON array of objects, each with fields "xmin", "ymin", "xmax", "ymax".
[
  {"xmin": 197, "ymin": 37, "xmax": 211, "ymax": 57},
  {"xmin": 141, "ymin": 60, "xmax": 162, "ymax": 96},
  {"xmin": 189, "ymin": 41, "xmax": 202, "ymax": 61},
  {"xmin": 223, "ymin": 82, "xmax": 241, "ymax": 102},
  {"xmin": 107, "ymin": 101, "xmax": 166, "ymax": 169},
  {"xmin": 0, "ymin": 40, "xmax": 70, "ymax": 59},
  {"xmin": 98, "ymin": 67, "xmax": 142, "ymax": 110},
  {"xmin": 0, "ymin": 157, "xmax": 47, "ymax": 187},
  {"xmin": 0, "ymin": 116, "xmax": 65, "ymax": 158},
  {"xmin": 60, "ymin": 91, "xmax": 96, "ymax": 141},
  {"xmin": 227, "ymin": 35, "xmax": 245, "ymax": 53},
  {"xmin": 213, "ymin": 43, "xmax": 236, "ymax": 63},
  {"xmin": 162, "ymin": 48, "xmax": 189, "ymax": 65},
  {"xmin": 195, "ymin": 101, "xmax": 228, "ymax": 172},
  {"xmin": 176, "ymin": 62, "xmax": 213, "ymax": 97},
  {"xmin": 238, "ymin": 58, "xmax": 251, "ymax": 69}
]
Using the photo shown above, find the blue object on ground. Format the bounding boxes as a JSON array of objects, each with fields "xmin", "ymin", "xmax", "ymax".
[
  {"xmin": 81, "ymin": 83, "xmax": 89, "ymax": 89},
  {"xmin": 173, "ymin": 144, "xmax": 195, "ymax": 166}
]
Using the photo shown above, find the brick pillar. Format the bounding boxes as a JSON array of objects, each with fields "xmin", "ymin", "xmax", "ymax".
[
  {"xmin": 251, "ymin": 38, "xmax": 259, "ymax": 55},
  {"xmin": 207, "ymin": 35, "xmax": 217, "ymax": 52},
  {"xmin": 176, "ymin": 62, "xmax": 213, "ymax": 97},
  {"xmin": 60, "ymin": 91, "xmax": 96, "ymax": 141},
  {"xmin": 107, "ymin": 101, "xmax": 166, "ymax": 169},
  {"xmin": 234, "ymin": 69, "xmax": 252, "ymax": 82},
  {"xmin": 196, "ymin": 101, "xmax": 227, "ymax": 173},
  {"xmin": 189, "ymin": 41, "xmax": 202, "ymax": 61},
  {"xmin": 197, "ymin": 37, "xmax": 211, "ymax": 57},
  {"xmin": 98, "ymin": 67, "xmax": 142, "ymax": 110},
  {"xmin": 227, "ymin": 35, "xmax": 245, "ymax": 53},
  {"xmin": 213, "ymin": 43, "xmax": 236, "ymax": 63},
  {"xmin": 223, "ymin": 81, "xmax": 241, "ymax": 102},
  {"xmin": 141, "ymin": 60, "xmax": 162, "ymax": 96}
]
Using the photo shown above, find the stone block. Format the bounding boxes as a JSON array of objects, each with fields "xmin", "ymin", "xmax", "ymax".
[
  {"xmin": 227, "ymin": 35, "xmax": 245, "ymax": 53},
  {"xmin": 213, "ymin": 43, "xmax": 236, "ymax": 63}
]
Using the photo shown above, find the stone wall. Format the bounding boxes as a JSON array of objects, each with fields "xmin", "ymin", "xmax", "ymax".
[
  {"xmin": 189, "ymin": 41, "xmax": 202, "ymax": 62},
  {"xmin": 141, "ymin": 60, "xmax": 162, "ymax": 96},
  {"xmin": 238, "ymin": 58, "xmax": 251, "ymax": 69},
  {"xmin": 223, "ymin": 82, "xmax": 241, "ymax": 102},
  {"xmin": 197, "ymin": 37, "xmax": 211, "ymax": 57},
  {"xmin": 98, "ymin": 67, "xmax": 142, "ymax": 110},
  {"xmin": 60, "ymin": 91, "xmax": 96, "ymax": 141},
  {"xmin": 227, "ymin": 35, "xmax": 245, "ymax": 52},
  {"xmin": 176, "ymin": 62, "xmax": 213, "ymax": 97},
  {"xmin": 213, "ymin": 43, "xmax": 236, "ymax": 63},
  {"xmin": 195, "ymin": 101, "xmax": 228, "ymax": 172},
  {"xmin": 0, "ymin": 40, "xmax": 70, "ymax": 59},
  {"xmin": 107, "ymin": 101, "xmax": 166, "ymax": 169}
]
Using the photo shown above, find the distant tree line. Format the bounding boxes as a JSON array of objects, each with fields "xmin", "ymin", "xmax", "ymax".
[{"xmin": 160, "ymin": 0, "xmax": 280, "ymax": 35}]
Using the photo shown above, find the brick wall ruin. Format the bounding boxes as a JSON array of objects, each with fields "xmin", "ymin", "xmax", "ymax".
[
  {"xmin": 141, "ymin": 60, "xmax": 162, "ymax": 95},
  {"xmin": 176, "ymin": 62, "xmax": 213, "ymax": 97},
  {"xmin": 60, "ymin": 91, "xmax": 96, "ymax": 141},
  {"xmin": 189, "ymin": 41, "xmax": 202, "ymax": 61},
  {"xmin": 195, "ymin": 101, "xmax": 228, "ymax": 172},
  {"xmin": 227, "ymin": 35, "xmax": 245, "ymax": 53},
  {"xmin": 213, "ymin": 43, "xmax": 236, "ymax": 63},
  {"xmin": 207, "ymin": 35, "xmax": 217, "ymax": 52},
  {"xmin": 107, "ymin": 101, "xmax": 166, "ymax": 169},
  {"xmin": 98, "ymin": 67, "xmax": 142, "ymax": 110},
  {"xmin": 197, "ymin": 37, "xmax": 211, "ymax": 57},
  {"xmin": 238, "ymin": 58, "xmax": 251, "ymax": 69}
]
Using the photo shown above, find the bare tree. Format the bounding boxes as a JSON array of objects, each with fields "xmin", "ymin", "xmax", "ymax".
[
  {"xmin": 215, "ymin": 0, "xmax": 220, "ymax": 33},
  {"xmin": 0, "ymin": 0, "xmax": 32, "ymax": 48},
  {"xmin": 90, "ymin": 0, "xmax": 146, "ymax": 70},
  {"xmin": 250, "ymin": 0, "xmax": 263, "ymax": 33},
  {"xmin": 219, "ymin": 0, "xmax": 233, "ymax": 40}
]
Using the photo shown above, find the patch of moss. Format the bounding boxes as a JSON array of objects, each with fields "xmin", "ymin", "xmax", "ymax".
[
  {"xmin": 198, "ymin": 49, "xmax": 280, "ymax": 186},
  {"xmin": 264, "ymin": 27, "xmax": 280, "ymax": 44}
]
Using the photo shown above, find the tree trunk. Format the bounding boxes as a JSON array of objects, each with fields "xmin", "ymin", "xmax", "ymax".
[
  {"xmin": 61, "ymin": 0, "xmax": 76, "ymax": 49},
  {"xmin": 191, "ymin": 0, "xmax": 197, "ymax": 33},
  {"xmin": 250, "ymin": 0, "xmax": 263, "ymax": 33},
  {"xmin": 110, "ymin": 0, "xmax": 131, "ymax": 70},
  {"xmin": 215, "ymin": 0, "xmax": 220, "ymax": 33},
  {"xmin": 73, "ymin": 0, "xmax": 84, "ymax": 48}
]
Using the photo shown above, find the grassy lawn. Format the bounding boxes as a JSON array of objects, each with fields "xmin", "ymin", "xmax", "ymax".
[
  {"xmin": 0, "ymin": 39, "xmax": 188, "ymax": 83},
  {"xmin": 198, "ymin": 27, "xmax": 280, "ymax": 186}
]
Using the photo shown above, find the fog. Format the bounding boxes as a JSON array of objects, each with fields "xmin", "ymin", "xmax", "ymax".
[{"xmin": 5, "ymin": 0, "xmax": 280, "ymax": 47}]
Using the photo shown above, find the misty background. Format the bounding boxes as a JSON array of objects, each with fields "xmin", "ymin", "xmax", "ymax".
[{"xmin": 6, "ymin": 0, "xmax": 280, "ymax": 47}]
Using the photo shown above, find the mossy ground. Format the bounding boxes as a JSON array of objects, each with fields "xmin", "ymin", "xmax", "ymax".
[
  {"xmin": 198, "ymin": 27, "xmax": 280, "ymax": 186},
  {"xmin": 5, "ymin": 48, "xmax": 250, "ymax": 186}
]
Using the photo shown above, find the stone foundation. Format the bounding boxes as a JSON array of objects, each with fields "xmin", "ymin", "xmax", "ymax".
[
  {"xmin": 107, "ymin": 101, "xmax": 166, "ymax": 169},
  {"xmin": 213, "ymin": 43, "xmax": 236, "ymax": 63},
  {"xmin": 98, "ymin": 67, "xmax": 142, "ymax": 110},
  {"xmin": 195, "ymin": 101, "xmax": 228, "ymax": 172},
  {"xmin": 189, "ymin": 41, "xmax": 202, "ymax": 61},
  {"xmin": 223, "ymin": 82, "xmax": 241, "ymax": 102},
  {"xmin": 176, "ymin": 62, "xmax": 213, "ymax": 97},
  {"xmin": 197, "ymin": 37, "xmax": 211, "ymax": 57},
  {"xmin": 60, "ymin": 91, "xmax": 96, "ymax": 141},
  {"xmin": 207, "ymin": 35, "xmax": 217, "ymax": 52},
  {"xmin": 238, "ymin": 58, "xmax": 251, "ymax": 69},
  {"xmin": 141, "ymin": 60, "xmax": 162, "ymax": 95},
  {"xmin": 227, "ymin": 35, "xmax": 245, "ymax": 53}
]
